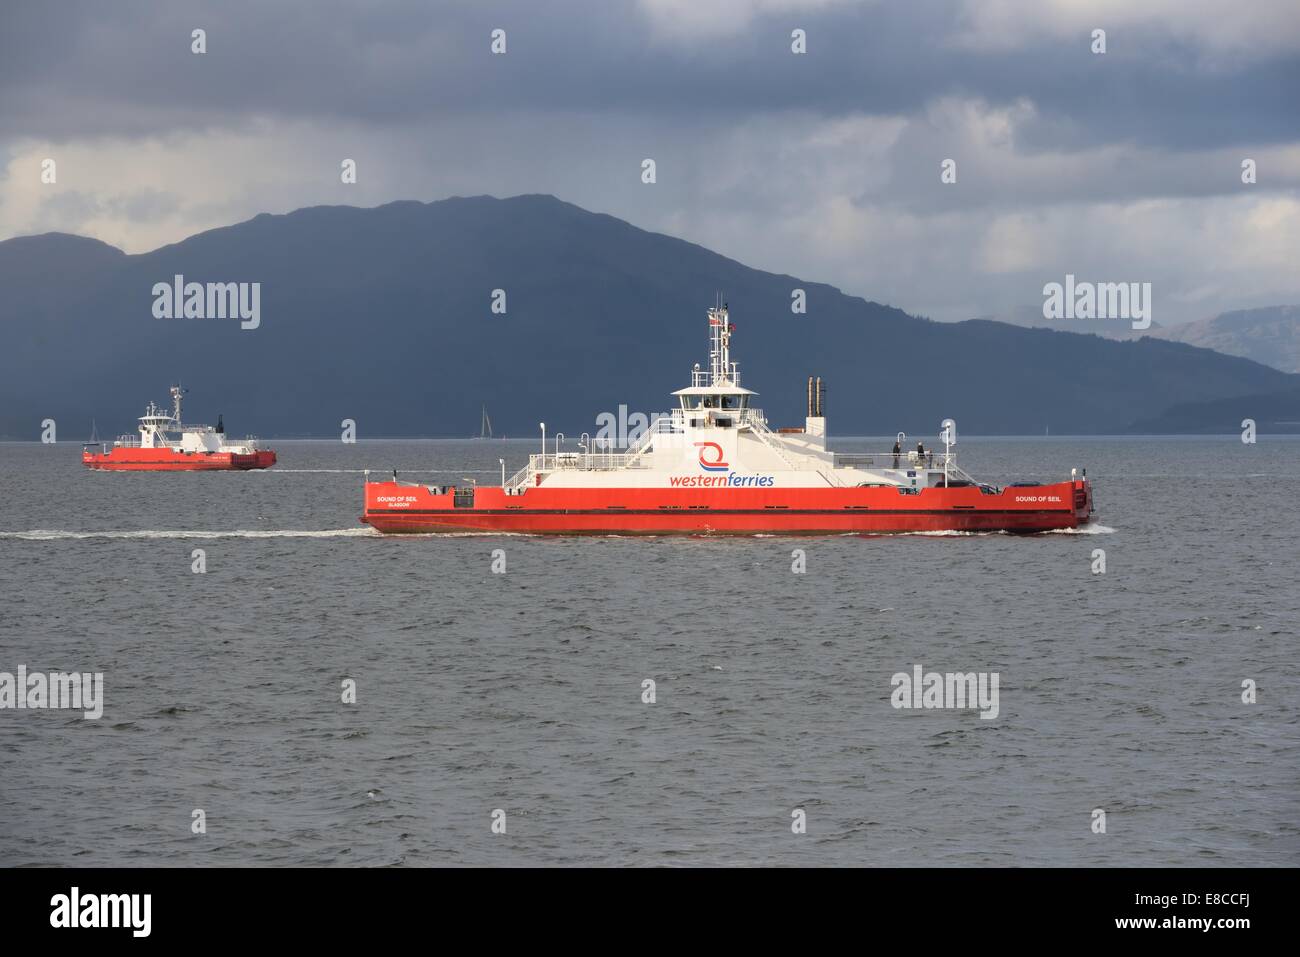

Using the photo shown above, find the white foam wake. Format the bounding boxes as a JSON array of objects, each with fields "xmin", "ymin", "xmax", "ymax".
[
  {"xmin": 900, "ymin": 523, "xmax": 1116, "ymax": 537},
  {"xmin": 900, "ymin": 529, "xmax": 1005, "ymax": 536},
  {"xmin": 1, "ymin": 528, "xmax": 377, "ymax": 540}
]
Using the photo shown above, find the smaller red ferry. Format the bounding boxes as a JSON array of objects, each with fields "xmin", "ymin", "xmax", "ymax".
[{"xmin": 82, "ymin": 385, "xmax": 276, "ymax": 471}]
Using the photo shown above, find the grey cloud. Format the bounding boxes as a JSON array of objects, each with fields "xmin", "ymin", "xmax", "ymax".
[
  {"xmin": 0, "ymin": 0, "xmax": 1297, "ymax": 325},
  {"xmin": 26, "ymin": 187, "xmax": 180, "ymax": 227},
  {"xmin": 1, "ymin": 0, "xmax": 1296, "ymax": 152}
]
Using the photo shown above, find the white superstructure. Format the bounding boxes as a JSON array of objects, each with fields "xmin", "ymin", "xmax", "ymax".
[
  {"xmin": 112, "ymin": 385, "xmax": 263, "ymax": 454},
  {"xmin": 504, "ymin": 305, "xmax": 978, "ymax": 494}
]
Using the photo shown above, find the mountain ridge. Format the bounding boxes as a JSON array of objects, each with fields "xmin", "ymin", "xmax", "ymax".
[
  {"xmin": 0, "ymin": 194, "xmax": 1295, "ymax": 439},
  {"xmin": 1146, "ymin": 305, "xmax": 1300, "ymax": 374}
]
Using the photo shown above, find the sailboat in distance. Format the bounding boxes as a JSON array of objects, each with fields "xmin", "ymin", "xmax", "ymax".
[{"xmin": 471, "ymin": 404, "xmax": 499, "ymax": 439}]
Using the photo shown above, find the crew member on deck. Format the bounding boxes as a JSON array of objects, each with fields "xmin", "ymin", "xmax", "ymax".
[{"xmin": 893, "ymin": 439, "xmax": 901, "ymax": 469}]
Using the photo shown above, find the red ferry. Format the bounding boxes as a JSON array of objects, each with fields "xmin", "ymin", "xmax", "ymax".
[
  {"xmin": 82, "ymin": 385, "xmax": 276, "ymax": 471},
  {"xmin": 361, "ymin": 305, "xmax": 1092, "ymax": 534}
]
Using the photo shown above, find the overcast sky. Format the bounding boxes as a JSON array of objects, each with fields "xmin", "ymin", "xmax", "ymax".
[{"xmin": 1, "ymin": 0, "xmax": 1298, "ymax": 322}]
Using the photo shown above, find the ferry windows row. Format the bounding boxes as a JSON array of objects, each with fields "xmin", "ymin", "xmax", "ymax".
[{"xmin": 679, "ymin": 394, "xmax": 748, "ymax": 410}]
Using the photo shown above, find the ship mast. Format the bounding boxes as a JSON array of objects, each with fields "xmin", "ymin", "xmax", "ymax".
[
  {"xmin": 707, "ymin": 302, "xmax": 735, "ymax": 386},
  {"xmin": 170, "ymin": 384, "xmax": 186, "ymax": 426}
]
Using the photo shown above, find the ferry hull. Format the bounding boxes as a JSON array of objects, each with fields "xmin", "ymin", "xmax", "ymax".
[
  {"xmin": 82, "ymin": 448, "xmax": 277, "ymax": 471},
  {"xmin": 361, "ymin": 479, "xmax": 1093, "ymax": 535}
]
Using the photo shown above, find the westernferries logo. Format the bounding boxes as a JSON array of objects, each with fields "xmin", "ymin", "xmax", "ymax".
[
  {"xmin": 668, "ymin": 442, "xmax": 776, "ymax": 487},
  {"xmin": 696, "ymin": 441, "xmax": 729, "ymax": 472}
]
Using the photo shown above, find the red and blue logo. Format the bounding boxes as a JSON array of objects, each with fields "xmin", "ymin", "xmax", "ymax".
[{"xmin": 694, "ymin": 441, "xmax": 730, "ymax": 472}]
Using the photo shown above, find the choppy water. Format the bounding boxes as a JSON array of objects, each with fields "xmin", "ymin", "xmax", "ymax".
[{"xmin": 1, "ymin": 437, "xmax": 1296, "ymax": 866}]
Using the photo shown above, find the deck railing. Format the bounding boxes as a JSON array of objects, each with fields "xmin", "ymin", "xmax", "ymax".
[
  {"xmin": 102, "ymin": 432, "xmax": 261, "ymax": 450},
  {"xmin": 832, "ymin": 450, "xmax": 978, "ymax": 483},
  {"xmin": 832, "ymin": 451, "xmax": 954, "ymax": 470},
  {"xmin": 505, "ymin": 450, "xmax": 652, "ymax": 494}
]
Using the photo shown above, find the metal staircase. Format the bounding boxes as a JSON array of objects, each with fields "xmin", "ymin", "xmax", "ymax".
[{"xmin": 742, "ymin": 413, "xmax": 801, "ymax": 470}]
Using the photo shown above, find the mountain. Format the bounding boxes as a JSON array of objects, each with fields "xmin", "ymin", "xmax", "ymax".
[
  {"xmin": 1127, "ymin": 385, "xmax": 1300, "ymax": 434},
  {"xmin": 1, "ymin": 194, "xmax": 1296, "ymax": 439},
  {"xmin": 990, "ymin": 304, "xmax": 1300, "ymax": 375},
  {"xmin": 980, "ymin": 305, "xmax": 1161, "ymax": 340},
  {"xmin": 1145, "ymin": 306, "xmax": 1300, "ymax": 374}
]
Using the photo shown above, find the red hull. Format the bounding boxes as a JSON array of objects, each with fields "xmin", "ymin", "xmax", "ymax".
[
  {"xmin": 361, "ymin": 479, "xmax": 1093, "ymax": 535},
  {"xmin": 82, "ymin": 448, "xmax": 276, "ymax": 471}
]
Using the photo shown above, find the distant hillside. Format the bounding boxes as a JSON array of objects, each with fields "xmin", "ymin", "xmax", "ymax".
[
  {"xmin": 0, "ymin": 195, "xmax": 1295, "ymax": 438},
  {"xmin": 981, "ymin": 305, "xmax": 1161, "ymax": 340},
  {"xmin": 990, "ymin": 303, "xmax": 1300, "ymax": 374},
  {"xmin": 1127, "ymin": 385, "xmax": 1300, "ymax": 434},
  {"xmin": 1146, "ymin": 306, "xmax": 1300, "ymax": 374}
]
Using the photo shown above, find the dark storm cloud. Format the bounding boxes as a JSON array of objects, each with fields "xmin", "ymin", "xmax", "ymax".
[
  {"xmin": 1, "ymin": 0, "xmax": 1296, "ymax": 151},
  {"xmin": 2, "ymin": 1, "xmax": 1297, "ymax": 323}
]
